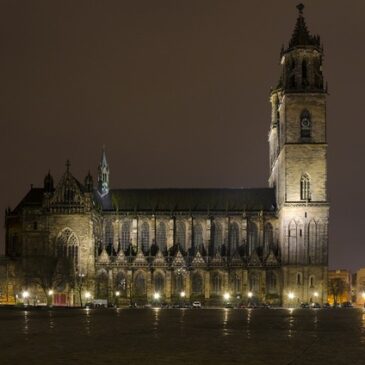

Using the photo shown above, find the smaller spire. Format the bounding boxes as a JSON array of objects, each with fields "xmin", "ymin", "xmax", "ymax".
[
  {"xmin": 101, "ymin": 145, "xmax": 108, "ymax": 167},
  {"xmin": 297, "ymin": 3, "xmax": 304, "ymax": 15}
]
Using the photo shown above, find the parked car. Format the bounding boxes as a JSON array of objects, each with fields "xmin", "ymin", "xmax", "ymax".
[
  {"xmin": 224, "ymin": 303, "xmax": 234, "ymax": 309},
  {"xmin": 300, "ymin": 302, "xmax": 310, "ymax": 308},
  {"xmin": 311, "ymin": 302, "xmax": 321, "ymax": 309},
  {"xmin": 192, "ymin": 301, "xmax": 202, "ymax": 308},
  {"xmin": 322, "ymin": 302, "xmax": 331, "ymax": 309},
  {"xmin": 341, "ymin": 301, "xmax": 353, "ymax": 308}
]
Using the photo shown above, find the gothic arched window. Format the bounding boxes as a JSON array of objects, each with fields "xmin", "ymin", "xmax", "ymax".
[
  {"xmin": 175, "ymin": 221, "xmax": 186, "ymax": 250},
  {"xmin": 211, "ymin": 272, "xmax": 222, "ymax": 294},
  {"xmin": 300, "ymin": 174, "xmax": 311, "ymax": 201},
  {"xmin": 302, "ymin": 59, "xmax": 308, "ymax": 88},
  {"xmin": 105, "ymin": 220, "xmax": 114, "ymax": 248},
  {"xmin": 248, "ymin": 221, "xmax": 258, "ymax": 255},
  {"xmin": 211, "ymin": 221, "xmax": 223, "ymax": 254},
  {"xmin": 154, "ymin": 272, "xmax": 164, "ymax": 293},
  {"xmin": 300, "ymin": 109, "xmax": 311, "ymax": 138},
  {"xmin": 56, "ymin": 228, "xmax": 79, "ymax": 267},
  {"xmin": 288, "ymin": 220, "xmax": 298, "ymax": 264},
  {"xmin": 156, "ymin": 222, "xmax": 167, "ymax": 251},
  {"xmin": 229, "ymin": 222, "xmax": 239, "ymax": 254},
  {"xmin": 140, "ymin": 222, "xmax": 150, "ymax": 252},
  {"xmin": 194, "ymin": 223, "xmax": 203, "ymax": 250},
  {"xmin": 192, "ymin": 272, "xmax": 203, "ymax": 295},
  {"xmin": 264, "ymin": 223, "xmax": 274, "ymax": 255},
  {"xmin": 121, "ymin": 221, "xmax": 131, "ymax": 250},
  {"xmin": 308, "ymin": 220, "xmax": 317, "ymax": 264},
  {"xmin": 134, "ymin": 272, "xmax": 146, "ymax": 297}
]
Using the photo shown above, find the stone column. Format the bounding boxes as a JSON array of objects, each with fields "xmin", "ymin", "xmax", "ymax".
[
  {"xmin": 168, "ymin": 218, "xmax": 174, "ymax": 249},
  {"xmin": 188, "ymin": 216, "xmax": 193, "ymax": 250},
  {"xmin": 112, "ymin": 220, "xmax": 119, "ymax": 252},
  {"xmin": 223, "ymin": 271, "xmax": 229, "ymax": 293},
  {"xmin": 127, "ymin": 269, "xmax": 133, "ymax": 302},
  {"xmin": 261, "ymin": 270, "xmax": 266, "ymax": 302},
  {"xmin": 205, "ymin": 218, "xmax": 211, "ymax": 253},
  {"xmin": 132, "ymin": 218, "xmax": 138, "ymax": 249},
  {"xmin": 242, "ymin": 269, "xmax": 248, "ymax": 295},
  {"xmin": 204, "ymin": 271, "xmax": 210, "ymax": 300},
  {"xmin": 152, "ymin": 215, "xmax": 156, "ymax": 244},
  {"xmin": 165, "ymin": 271, "xmax": 172, "ymax": 302},
  {"xmin": 146, "ymin": 270, "xmax": 152, "ymax": 302},
  {"xmin": 185, "ymin": 271, "xmax": 191, "ymax": 299}
]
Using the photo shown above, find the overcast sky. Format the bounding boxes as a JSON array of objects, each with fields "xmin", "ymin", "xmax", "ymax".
[{"xmin": 1, "ymin": 0, "xmax": 364, "ymax": 271}]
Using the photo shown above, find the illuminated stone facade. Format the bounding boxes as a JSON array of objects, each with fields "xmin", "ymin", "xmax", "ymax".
[{"xmin": 4, "ymin": 5, "xmax": 328, "ymax": 307}]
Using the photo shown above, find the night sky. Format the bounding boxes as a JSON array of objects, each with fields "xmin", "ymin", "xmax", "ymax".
[{"xmin": 0, "ymin": 0, "xmax": 364, "ymax": 272}]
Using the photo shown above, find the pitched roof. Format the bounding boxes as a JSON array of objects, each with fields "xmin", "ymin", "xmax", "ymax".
[
  {"xmin": 14, "ymin": 188, "xmax": 44, "ymax": 212},
  {"xmin": 95, "ymin": 188, "xmax": 276, "ymax": 212}
]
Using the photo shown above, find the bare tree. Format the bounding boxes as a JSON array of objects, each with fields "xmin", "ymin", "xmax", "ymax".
[
  {"xmin": 328, "ymin": 278, "xmax": 346, "ymax": 305},
  {"xmin": 24, "ymin": 255, "xmax": 73, "ymax": 306}
]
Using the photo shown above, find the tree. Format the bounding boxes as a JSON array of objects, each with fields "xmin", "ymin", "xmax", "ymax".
[
  {"xmin": 328, "ymin": 278, "xmax": 346, "ymax": 305},
  {"xmin": 70, "ymin": 270, "xmax": 91, "ymax": 307},
  {"xmin": 24, "ymin": 255, "xmax": 73, "ymax": 306}
]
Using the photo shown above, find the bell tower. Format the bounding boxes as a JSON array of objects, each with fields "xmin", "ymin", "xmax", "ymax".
[{"xmin": 269, "ymin": 4, "xmax": 329, "ymax": 306}]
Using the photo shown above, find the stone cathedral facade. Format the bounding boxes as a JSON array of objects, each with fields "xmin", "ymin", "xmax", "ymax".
[{"xmin": 5, "ymin": 5, "xmax": 329, "ymax": 307}]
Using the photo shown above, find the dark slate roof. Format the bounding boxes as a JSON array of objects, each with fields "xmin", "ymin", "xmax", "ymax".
[
  {"xmin": 14, "ymin": 188, "xmax": 44, "ymax": 212},
  {"xmin": 95, "ymin": 188, "xmax": 276, "ymax": 212}
]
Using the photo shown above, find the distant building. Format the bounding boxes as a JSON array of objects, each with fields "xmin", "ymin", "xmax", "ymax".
[
  {"xmin": 355, "ymin": 268, "xmax": 365, "ymax": 306},
  {"xmin": 327, "ymin": 270, "xmax": 352, "ymax": 305},
  {"xmin": 4, "ymin": 5, "xmax": 329, "ymax": 307}
]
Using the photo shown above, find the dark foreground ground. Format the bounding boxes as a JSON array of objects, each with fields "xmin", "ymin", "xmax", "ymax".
[{"xmin": 0, "ymin": 307, "xmax": 364, "ymax": 365}]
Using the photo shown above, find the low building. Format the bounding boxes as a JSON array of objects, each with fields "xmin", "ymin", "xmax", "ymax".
[{"xmin": 0, "ymin": 257, "xmax": 17, "ymax": 305}]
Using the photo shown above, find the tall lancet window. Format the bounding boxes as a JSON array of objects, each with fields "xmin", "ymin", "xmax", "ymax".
[
  {"xmin": 300, "ymin": 109, "xmax": 311, "ymax": 138},
  {"xmin": 300, "ymin": 174, "xmax": 311, "ymax": 201}
]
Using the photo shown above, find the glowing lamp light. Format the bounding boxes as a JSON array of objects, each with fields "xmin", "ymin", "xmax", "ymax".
[
  {"xmin": 362, "ymin": 292, "xmax": 365, "ymax": 300},
  {"xmin": 48, "ymin": 290, "xmax": 54, "ymax": 296},
  {"xmin": 84, "ymin": 291, "xmax": 91, "ymax": 299},
  {"xmin": 153, "ymin": 292, "xmax": 160, "ymax": 300},
  {"xmin": 223, "ymin": 292, "xmax": 231, "ymax": 301},
  {"xmin": 22, "ymin": 291, "xmax": 30, "ymax": 299},
  {"xmin": 313, "ymin": 292, "xmax": 319, "ymax": 298},
  {"xmin": 115, "ymin": 291, "xmax": 120, "ymax": 297},
  {"xmin": 247, "ymin": 292, "xmax": 253, "ymax": 298},
  {"xmin": 288, "ymin": 292, "xmax": 295, "ymax": 300},
  {"xmin": 180, "ymin": 291, "xmax": 186, "ymax": 298}
]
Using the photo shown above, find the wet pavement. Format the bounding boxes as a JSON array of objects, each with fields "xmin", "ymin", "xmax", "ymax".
[{"xmin": 0, "ymin": 307, "xmax": 364, "ymax": 365}]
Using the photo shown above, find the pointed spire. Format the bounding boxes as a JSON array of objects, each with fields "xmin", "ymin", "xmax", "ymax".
[
  {"xmin": 287, "ymin": 3, "xmax": 320, "ymax": 50},
  {"xmin": 97, "ymin": 146, "xmax": 110, "ymax": 196}
]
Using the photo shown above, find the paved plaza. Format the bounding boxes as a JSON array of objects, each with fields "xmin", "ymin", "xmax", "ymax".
[{"xmin": 0, "ymin": 308, "xmax": 364, "ymax": 365}]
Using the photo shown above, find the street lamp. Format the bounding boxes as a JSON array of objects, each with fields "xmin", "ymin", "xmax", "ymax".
[
  {"xmin": 223, "ymin": 292, "xmax": 231, "ymax": 301},
  {"xmin": 85, "ymin": 291, "xmax": 91, "ymax": 300},
  {"xmin": 48, "ymin": 290, "xmax": 54, "ymax": 296},
  {"xmin": 288, "ymin": 292, "xmax": 295, "ymax": 300},
  {"xmin": 22, "ymin": 290, "xmax": 30, "ymax": 299},
  {"xmin": 180, "ymin": 291, "xmax": 186, "ymax": 298},
  {"xmin": 313, "ymin": 292, "xmax": 319, "ymax": 298},
  {"xmin": 153, "ymin": 292, "xmax": 160, "ymax": 301},
  {"xmin": 115, "ymin": 291, "xmax": 120, "ymax": 297},
  {"xmin": 247, "ymin": 291, "xmax": 253, "ymax": 298}
]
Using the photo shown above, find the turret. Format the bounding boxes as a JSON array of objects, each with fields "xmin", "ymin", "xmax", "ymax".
[{"xmin": 97, "ymin": 146, "xmax": 109, "ymax": 196}]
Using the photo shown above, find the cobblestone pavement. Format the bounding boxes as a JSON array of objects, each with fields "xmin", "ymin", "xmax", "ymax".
[{"xmin": 0, "ymin": 308, "xmax": 364, "ymax": 365}]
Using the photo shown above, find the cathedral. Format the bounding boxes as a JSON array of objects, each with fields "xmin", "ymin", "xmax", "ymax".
[{"xmin": 4, "ymin": 4, "xmax": 329, "ymax": 307}]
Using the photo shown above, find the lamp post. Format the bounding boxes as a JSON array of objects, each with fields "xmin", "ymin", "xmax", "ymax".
[
  {"xmin": 223, "ymin": 292, "xmax": 231, "ymax": 306},
  {"xmin": 180, "ymin": 291, "xmax": 186, "ymax": 307},
  {"xmin": 247, "ymin": 291, "xmax": 253, "ymax": 306},
  {"xmin": 115, "ymin": 291, "xmax": 120, "ymax": 307},
  {"xmin": 22, "ymin": 290, "xmax": 30, "ymax": 306},
  {"xmin": 153, "ymin": 292, "xmax": 161, "ymax": 307},
  {"xmin": 48, "ymin": 289, "xmax": 54, "ymax": 307}
]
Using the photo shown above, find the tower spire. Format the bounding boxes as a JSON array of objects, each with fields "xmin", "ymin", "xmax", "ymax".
[
  {"xmin": 97, "ymin": 146, "xmax": 110, "ymax": 196},
  {"xmin": 286, "ymin": 3, "xmax": 320, "ymax": 51}
]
